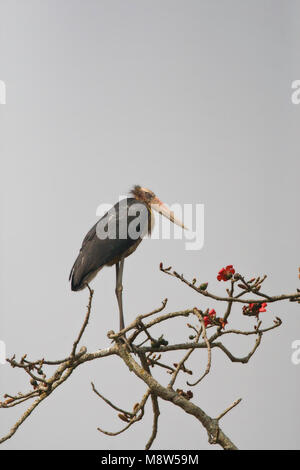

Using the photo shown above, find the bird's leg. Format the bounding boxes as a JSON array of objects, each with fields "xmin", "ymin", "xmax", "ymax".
[
  {"xmin": 115, "ymin": 258, "xmax": 125, "ymax": 331},
  {"xmin": 115, "ymin": 260, "xmax": 135, "ymax": 353}
]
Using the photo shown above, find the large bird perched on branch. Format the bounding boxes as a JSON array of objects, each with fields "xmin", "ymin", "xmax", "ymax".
[{"xmin": 69, "ymin": 186, "xmax": 186, "ymax": 330}]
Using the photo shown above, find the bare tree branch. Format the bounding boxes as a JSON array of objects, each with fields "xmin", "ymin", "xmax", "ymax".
[{"xmin": 1, "ymin": 264, "xmax": 298, "ymax": 449}]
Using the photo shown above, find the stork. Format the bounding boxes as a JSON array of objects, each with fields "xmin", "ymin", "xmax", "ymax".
[{"xmin": 69, "ymin": 186, "xmax": 186, "ymax": 331}]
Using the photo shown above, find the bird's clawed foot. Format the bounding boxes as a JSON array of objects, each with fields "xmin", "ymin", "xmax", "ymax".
[
  {"xmin": 107, "ymin": 330, "xmax": 136, "ymax": 354},
  {"xmin": 119, "ymin": 335, "xmax": 136, "ymax": 354}
]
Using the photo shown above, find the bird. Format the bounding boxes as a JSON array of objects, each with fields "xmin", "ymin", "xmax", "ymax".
[{"xmin": 69, "ymin": 185, "xmax": 186, "ymax": 331}]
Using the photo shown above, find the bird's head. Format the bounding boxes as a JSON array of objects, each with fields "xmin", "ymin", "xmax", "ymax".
[{"xmin": 130, "ymin": 185, "xmax": 187, "ymax": 229}]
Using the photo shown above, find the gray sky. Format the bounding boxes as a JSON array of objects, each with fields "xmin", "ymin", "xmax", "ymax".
[{"xmin": 0, "ymin": 0, "xmax": 299, "ymax": 449}]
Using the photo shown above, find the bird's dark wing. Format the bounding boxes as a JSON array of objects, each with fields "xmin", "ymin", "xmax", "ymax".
[
  {"xmin": 69, "ymin": 198, "xmax": 149, "ymax": 291},
  {"xmin": 68, "ymin": 220, "xmax": 98, "ymax": 282}
]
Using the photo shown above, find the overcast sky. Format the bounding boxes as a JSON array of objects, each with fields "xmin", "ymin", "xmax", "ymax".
[{"xmin": 0, "ymin": 0, "xmax": 300, "ymax": 449}]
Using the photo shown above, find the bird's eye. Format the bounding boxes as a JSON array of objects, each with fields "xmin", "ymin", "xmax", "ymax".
[{"xmin": 145, "ymin": 192, "xmax": 153, "ymax": 200}]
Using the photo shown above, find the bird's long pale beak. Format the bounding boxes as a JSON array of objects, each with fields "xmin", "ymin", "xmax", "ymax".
[{"xmin": 151, "ymin": 199, "xmax": 187, "ymax": 230}]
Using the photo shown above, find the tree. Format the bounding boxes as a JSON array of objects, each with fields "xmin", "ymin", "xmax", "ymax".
[{"xmin": 1, "ymin": 263, "xmax": 299, "ymax": 450}]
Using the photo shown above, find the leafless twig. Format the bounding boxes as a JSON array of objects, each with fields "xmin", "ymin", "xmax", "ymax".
[{"xmin": 1, "ymin": 264, "xmax": 298, "ymax": 450}]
